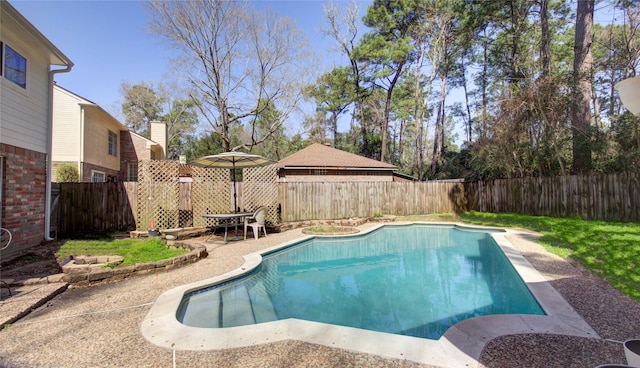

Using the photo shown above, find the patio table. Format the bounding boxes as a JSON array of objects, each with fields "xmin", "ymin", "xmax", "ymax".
[{"xmin": 202, "ymin": 212, "xmax": 254, "ymax": 244}]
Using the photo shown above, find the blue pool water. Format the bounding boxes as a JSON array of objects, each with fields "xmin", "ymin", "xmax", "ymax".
[{"xmin": 177, "ymin": 224, "xmax": 545, "ymax": 340}]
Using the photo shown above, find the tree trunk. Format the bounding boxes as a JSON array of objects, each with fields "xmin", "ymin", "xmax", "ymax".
[
  {"xmin": 380, "ymin": 62, "xmax": 405, "ymax": 163},
  {"xmin": 481, "ymin": 31, "xmax": 489, "ymax": 139},
  {"xmin": 571, "ymin": 0, "xmax": 594, "ymax": 174},
  {"xmin": 413, "ymin": 48, "xmax": 427, "ymax": 181},
  {"xmin": 417, "ymin": 123, "xmax": 424, "ymax": 180},
  {"xmin": 461, "ymin": 54, "xmax": 473, "ymax": 142},
  {"xmin": 331, "ymin": 111, "xmax": 338, "ymax": 146},
  {"xmin": 540, "ymin": 0, "xmax": 550, "ymax": 77},
  {"xmin": 431, "ymin": 74, "xmax": 448, "ymax": 178}
]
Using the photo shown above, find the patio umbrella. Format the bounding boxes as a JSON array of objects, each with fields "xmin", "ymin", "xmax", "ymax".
[{"xmin": 189, "ymin": 151, "xmax": 275, "ymax": 212}]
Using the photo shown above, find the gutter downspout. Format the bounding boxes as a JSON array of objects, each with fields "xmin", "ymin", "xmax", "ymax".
[{"xmin": 45, "ymin": 66, "xmax": 73, "ymax": 240}]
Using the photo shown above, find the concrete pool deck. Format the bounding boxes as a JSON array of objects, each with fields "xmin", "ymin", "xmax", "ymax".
[
  {"xmin": 1, "ymin": 221, "xmax": 637, "ymax": 367},
  {"xmin": 141, "ymin": 223, "xmax": 598, "ymax": 367}
]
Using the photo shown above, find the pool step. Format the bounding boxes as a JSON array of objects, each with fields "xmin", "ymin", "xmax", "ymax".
[
  {"xmin": 247, "ymin": 281, "xmax": 278, "ymax": 323},
  {"xmin": 179, "ymin": 290, "xmax": 221, "ymax": 328},
  {"xmin": 221, "ymin": 284, "xmax": 256, "ymax": 327}
]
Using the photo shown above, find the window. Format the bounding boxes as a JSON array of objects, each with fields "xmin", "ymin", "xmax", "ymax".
[
  {"xmin": 2, "ymin": 43, "xmax": 27, "ymax": 89},
  {"xmin": 108, "ymin": 130, "xmax": 117, "ymax": 156},
  {"xmin": 91, "ymin": 171, "xmax": 105, "ymax": 183},
  {"xmin": 127, "ymin": 163, "xmax": 138, "ymax": 181}
]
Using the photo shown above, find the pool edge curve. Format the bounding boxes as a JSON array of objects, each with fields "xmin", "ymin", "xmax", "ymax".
[{"xmin": 140, "ymin": 222, "xmax": 599, "ymax": 368}]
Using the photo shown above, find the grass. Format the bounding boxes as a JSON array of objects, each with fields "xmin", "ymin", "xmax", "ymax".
[
  {"xmin": 459, "ymin": 211, "xmax": 640, "ymax": 302},
  {"xmin": 56, "ymin": 236, "xmax": 187, "ymax": 267}
]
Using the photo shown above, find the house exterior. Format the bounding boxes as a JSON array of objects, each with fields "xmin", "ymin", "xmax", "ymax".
[
  {"xmin": 52, "ymin": 85, "xmax": 167, "ymax": 182},
  {"xmin": 0, "ymin": 0, "xmax": 73, "ymax": 258},
  {"xmin": 52, "ymin": 85, "xmax": 127, "ymax": 182},
  {"xmin": 277, "ymin": 143, "xmax": 398, "ymax": 182},
  {"xmin": 120, "ymin": 122, "xmax": 167, "ymax": 181}
]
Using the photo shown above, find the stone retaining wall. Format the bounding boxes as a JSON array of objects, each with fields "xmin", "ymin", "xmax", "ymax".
[
  {"xmin": 60, "ymin": 242, "xmax": 207, "ymax": 286},
  {"xmin": 274, "ymin": 216, "xmax": 396, "ymax": 232}
]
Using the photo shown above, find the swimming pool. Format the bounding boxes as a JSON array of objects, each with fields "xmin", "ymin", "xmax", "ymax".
[
  {"xmin": 177, "ymin": 224, "xmax": 544, "ymax": 340},
  {"xmin": 142, "ymin": 223, "xmax": 599, "ymax": 366}
]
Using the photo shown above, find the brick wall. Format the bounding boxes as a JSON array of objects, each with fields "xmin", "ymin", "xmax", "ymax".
[
  {"xmin": 0, "ymin": 143, "xmax": 47, "ymax": 259},
  {"xmin": 120, "ymin": 132, "xmax": 151, "ymax": 180},
  {"xmin": 81, "ymin": 162, "xmax": 120, "ymax": 182}
]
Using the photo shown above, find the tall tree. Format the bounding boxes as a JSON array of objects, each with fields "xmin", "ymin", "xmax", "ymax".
[
  {"xmin": 571, "ymin": 0, "xmax": 595, "ymax": 173},
  {"xmin": 417, "ymin": 0, "xmax": 460, "ymax": 178},
  {"xmin": 540, "ymin": 0, "xmax": 551, "ymax": 77},
  {"xmin": 354, "ymin": 0, "xmax": 423, "ymax": 162},
  {"xmin": 304, "ymin": 67, "xmax": 354, "ymax": 146},
  {"xmin": 246, "ymin": 99, "xmax": 288, "ymax": 160},
  {"xmin": 302, "ymin": 111, "xmax": 330, "ymax": 144},
  {"xmin": 321, "ymin": 1, "xmax": 371, "ymax": 155},
  {"xmin": 146, "ymin": 0, "xmax": 310, "ymax": 152},
  {"xmin": 121, "ymin": 80, "xmax": 198, "ymax": 158},
  {"xmin": 163, "ymin": 97, "xmax": 198, "ymax": 159},
  {"xmin": 120, "ymin": 81, "xmax": 164, "ymax": 137},
  {"xmin": 182, "ymin": 132, "xmax": 224, "ymax": 162}
]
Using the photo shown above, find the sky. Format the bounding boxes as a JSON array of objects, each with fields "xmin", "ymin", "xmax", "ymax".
[
  {"xmin": 10, "ymin": 0, "xmax": 623, "ymax": 143},
  {"xmin": 10, "ymin": 0, "xmax": 368, "ymax": 128}
]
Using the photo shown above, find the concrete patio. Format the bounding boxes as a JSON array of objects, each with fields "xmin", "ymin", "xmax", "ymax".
[{"xmin": 0, "ymin": 223, "xmax": 637, "ymax": 367}]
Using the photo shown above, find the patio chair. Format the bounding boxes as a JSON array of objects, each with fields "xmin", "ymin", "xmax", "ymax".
[{"xmin": 244, "ymin": 207, "xmax": 267, "ymax": 240}]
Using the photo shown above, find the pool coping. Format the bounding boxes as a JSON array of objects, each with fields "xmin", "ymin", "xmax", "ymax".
[{"xmin": 141, "ymin": 222, "xmax": 599, "ymax": 367}]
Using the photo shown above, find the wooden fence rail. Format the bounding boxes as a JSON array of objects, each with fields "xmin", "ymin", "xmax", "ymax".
[
  {"xmin": 53, "ymin": 182, "xmax": 137, "ymax": 235},
  {"xmin": 464, "ymin": 172, "xmax": 640, "ymax": 222},
  {"xmin": 279, "ymin": 181, "xmax": 464, "ymax": 222},
  {"xmin": 51, "ymin": 173, "xmax": 639, "ymax": 235}
]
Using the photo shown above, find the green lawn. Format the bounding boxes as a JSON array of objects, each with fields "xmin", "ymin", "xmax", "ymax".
[
  {"xmin": 459, "ymin": 212, "xmax": 640, "ymax": 302},
  {"xmin": 56, "ymin": 236, "xmax": 186, "ymax": 267}
]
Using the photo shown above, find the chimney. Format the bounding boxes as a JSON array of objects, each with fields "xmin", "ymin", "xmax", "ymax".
[{"xmin": 150, "ymin": 121, "xmax": 168, "ymax": 159}]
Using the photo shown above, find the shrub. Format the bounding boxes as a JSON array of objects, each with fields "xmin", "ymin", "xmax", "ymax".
[{"xmin": 55, "ymin": 164, "xmax": 79, "ymax": 182}]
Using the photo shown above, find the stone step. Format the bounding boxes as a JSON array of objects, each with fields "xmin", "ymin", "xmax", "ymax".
[
  {"xmin": 179, "ymin": 289, "xmax": 221, "ymax": 328},
  {"xmin": 221, "ymin": 284, "xmax": 255, "ymax": 327},
  {"xmin": 247, "ymin": 280, "xmax": 278, "ymax": 323}
]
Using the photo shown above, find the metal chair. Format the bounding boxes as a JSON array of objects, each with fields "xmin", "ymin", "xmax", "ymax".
[{"xmin": 244, "ymin": 207, "xmax": 267, "ymax": 240}]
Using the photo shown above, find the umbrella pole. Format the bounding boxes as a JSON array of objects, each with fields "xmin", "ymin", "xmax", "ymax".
[{"xmin": 232, "ymin": 159, "xmax": 238, "ymax": 212}]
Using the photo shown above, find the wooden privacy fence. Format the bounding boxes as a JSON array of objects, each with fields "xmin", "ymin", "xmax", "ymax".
[
  {"xmin": 51, "ymin": 172, "xmax": 639, "ymax": 234},
  {"xmin": 279, "ymin": 181, "xmax": 465, "ymax": 222},
  {"xmin": 464, "ymin": 172, "xmax": 640, "ymax": 222},
  {"xmin": 53, "ymin": 182, "xmax": 137, "ymax": 234}
]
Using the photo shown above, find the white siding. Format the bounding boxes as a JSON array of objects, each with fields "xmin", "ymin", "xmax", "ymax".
[
  {"xmin": 52, "ymin": 86, "xmax": 82, "ymax": 162},
  {"xmin": 83, "ymin": 108, "xmax": 121, "ymax": 171},
  {"xmin": 0, "ymin": 20, "xmax": 51, "ymax": 153}
]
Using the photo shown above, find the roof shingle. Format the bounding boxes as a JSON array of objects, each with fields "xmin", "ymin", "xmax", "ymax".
[{"xmin": 278, "ymin": 143, "xmax": 397, "ymax": 170}]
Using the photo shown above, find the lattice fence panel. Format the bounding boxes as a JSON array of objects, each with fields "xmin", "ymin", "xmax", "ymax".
[
  {"xmin": 137, "ymin": 161, "xmax": 180, "ymax": 231},
  {"xmin": 244, "ymin": 164, "xmax": 279, "ymax": 224},
  {"xmin": 191, "ymin": 166, "xmax": 230, "ymax": 227}
]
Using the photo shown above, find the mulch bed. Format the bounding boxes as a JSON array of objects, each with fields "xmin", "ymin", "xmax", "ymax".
[{"xmin": 1, "ymin": 240, "xmax": 64, "ymax": 279}]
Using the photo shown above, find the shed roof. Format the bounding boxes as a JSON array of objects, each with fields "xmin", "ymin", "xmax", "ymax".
[{"xmin": 278, "ymin": 143, "xmax": 397, "ymax": 170}]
